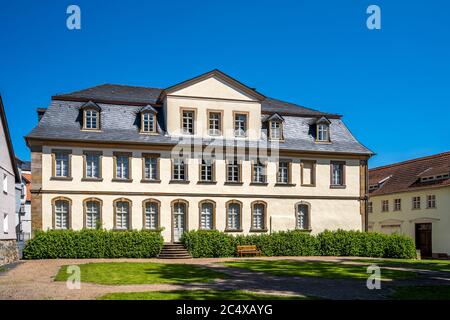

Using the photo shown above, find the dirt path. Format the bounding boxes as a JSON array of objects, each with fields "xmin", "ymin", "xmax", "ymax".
[{"xmin": 0, "ymin": 257, "xmax": 448, "ymax": 300}]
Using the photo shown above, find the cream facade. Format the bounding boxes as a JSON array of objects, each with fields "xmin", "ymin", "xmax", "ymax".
[{"xmin": 26, "ymin": 70, "xmax": 372, "ymax": 243}]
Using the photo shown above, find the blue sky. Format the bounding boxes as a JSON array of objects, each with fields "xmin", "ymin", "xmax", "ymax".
[{"xmin": 0, "ymin": 0, "xmax": 449, "ymax": 168}]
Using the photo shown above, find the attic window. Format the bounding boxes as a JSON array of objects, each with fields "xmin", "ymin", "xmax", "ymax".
[
  {"xmin": 81, "ymin": 101, "xmax": 101, "ymax": 131},
  {"xmin": 315, "ymin": 117, "xmax": 331, "ymax": 142},
  {"xmin": 267, "ymin": 113, "xmax": 284, "ymax": 141},
  {"xmin": 420, "ymin": 173, "xmax": 450, "ymax": 183},
  {"xmin": 140, "ymin": 105, "xmax": 158, "ymax": 134}
]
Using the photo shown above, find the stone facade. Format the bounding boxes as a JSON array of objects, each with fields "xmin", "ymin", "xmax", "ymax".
[{"xmin": 0, "ymin": 240, "xmax": 19, "ymax": 266}]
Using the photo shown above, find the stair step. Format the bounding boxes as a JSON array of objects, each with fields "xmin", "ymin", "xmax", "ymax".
[{"xmin": 158, "ymin": 243, "xmax": 192, "ymax": 259}]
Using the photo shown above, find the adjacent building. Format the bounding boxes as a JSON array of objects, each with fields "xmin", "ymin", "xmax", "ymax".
[
  {"xmin": 0, "ymin": 95, "xmax": 20, "ymax": 264},
  {"xmin": 16, "ymin": 158, "xmax": 32, "ymax": 241},
  {"xmin": 25, "ymin": 69, "xmax": 373, "ymax": 243},
  {"xmin": 368, "ymin": 151, "xmax": 450, "ymax": 258}
]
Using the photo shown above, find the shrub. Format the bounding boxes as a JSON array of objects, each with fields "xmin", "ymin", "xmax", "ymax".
[
  {"xmin": 23, "ymin": 229, "xmax": 164, "ymax": 259},
  {"xmin": 182, "ymin": 229, "xmax": 416, "ymax": 259}
]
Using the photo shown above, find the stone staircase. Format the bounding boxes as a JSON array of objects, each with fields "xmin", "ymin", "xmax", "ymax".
[{"xmin": 158, "ymin": 243, "xmax": 192, "ymax": 259}]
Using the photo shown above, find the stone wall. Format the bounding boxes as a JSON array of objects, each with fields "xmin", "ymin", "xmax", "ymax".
[{"xmin": 0, "ymin": 240, "xmax": 19, "ymax": 265}]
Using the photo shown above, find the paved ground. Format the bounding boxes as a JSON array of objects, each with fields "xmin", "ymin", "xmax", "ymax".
[{"xmin": 1, "ymin": 257, "xmax": 449, "ymax": 300}]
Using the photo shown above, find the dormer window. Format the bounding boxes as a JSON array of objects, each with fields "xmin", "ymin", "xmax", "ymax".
[
  {"xmin": 315, "ymin": 117, "xmax": 331, "ymax": 142},
  {"xmin": 267, "ymin": 113, "xmax": 284, "ymax": 141},
  {"xmin": 81, "ymin": 101, "xmax": 101, "ymax": 131},
  {"xmin": 140, "ymin": 105, "xmax": 158, "ymax": 134}
]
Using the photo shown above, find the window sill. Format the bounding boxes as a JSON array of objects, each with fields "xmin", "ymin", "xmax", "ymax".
[
  {"xmin": 315, "ymin": 140, "xmax": 332, "ymax": 144},
  {"xmin": 169, "ymin": 180, "xmax": 190, "ymax": 184},
  {"xmin": 249, "ymin": 229, "xmax": 268, "ymax": 233},
  {"xmin": 81, "ymin": 129, "xmax": 102, "ymax": 132},
  {"xmin": 330, "ymin": 185, "xmax": 346, "ymax": 189},
  {"xmin": 301, "ymin": 184, "xmax": 316, "ymax": 187},
  {"xmin": 50, "ymin": 177, "xmax": 73, "ymax": 181},
  {"xmin": 224, "ymin": 182, "xmax": 244, "ymax": 186},
  {"xmin": 139, "ymin": 132, "xmax": 159, "ymax": 135},
  {"xmin": 275, "ymin": 183, "xmax": 296, "ymax": 187},
  {"xmin": 112, "ymin": 178, "xmax": 133, "ymax": 183},
  {"xmin": 197, "ymin": 181, "xmax": 217, "ymax": 185},
  {"xmin": 113, "ymin": 228, "xmax": 131, "ymax": 231},
  {"xmin": 295, "ymin": 228, "xmax": 312, "ymax": 233},
  {"xmin": 141, "ymin": 179, "xmax": 161, "ymax": 183},
  {"xmin": 82, "ymin": 178, "xmax": 103, "ymax": 182},
  {"xmin": 250, "ymin": 182, "xmax": 268, "ymax": 186},
  {"xmin": 224, "ymin": 229, "xmax": 243, "ymax": 233}
]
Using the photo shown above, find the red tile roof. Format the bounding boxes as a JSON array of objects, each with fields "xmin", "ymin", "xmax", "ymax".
[
  {"xmin": 22, "ymin": 173, "xmax": 32, "ymax": 202},
  {"xmin": 369, "ymin": 151, "xmax": 450, "ymax": 196}
]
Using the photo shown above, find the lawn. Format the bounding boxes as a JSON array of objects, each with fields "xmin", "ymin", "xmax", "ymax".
[
  {"xmin": 351, "ymin": 258, "xmax": 450, "ymax": 273},
  {"xmin": 55, "ymin": 262, "xmax": 226, "ymax": 285},
  {"xmin": 98, "ymin": 290, "xmax": 309, "ymax": 300},
  {"xmin": 0, "ymin": 266, "xmax": 6, "ymax": 272},
  {"xmin": 389, "ymin": 285, "xmax": 450, "ymax": 300},
  {"xmin": 223, "ymin": 260, "xmax": 416, "ymax": 280}
]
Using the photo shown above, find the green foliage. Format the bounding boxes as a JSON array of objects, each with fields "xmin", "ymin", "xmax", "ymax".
[
  {"xmin": 23, "ymin": 229, "xmax": 164, "ymax": 259},
  {"xmin": 182, "ymin": 229, "xmax": 416, "ymax": 259}
]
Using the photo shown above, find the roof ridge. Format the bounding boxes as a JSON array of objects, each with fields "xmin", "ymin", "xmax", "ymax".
[{"xmin": 370, "ymin": 150, "xmax": 450, "ymax": 172}]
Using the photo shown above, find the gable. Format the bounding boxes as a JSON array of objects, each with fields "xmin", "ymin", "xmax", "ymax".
[{"xmin": 168, "ymin": 75, "xmax": 259, "ymax": 101}]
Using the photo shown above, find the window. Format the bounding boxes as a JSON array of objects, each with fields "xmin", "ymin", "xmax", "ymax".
[
  {"xmin": 200, "ymin": 159, "xmax": 214, "ymax": 182},
  {"xmin": 3, "ymin": 213, "xmax": 8, "ymax": 233},
  {"xmin": 208, "ymin": 111, "xmax": 222, "ymax": 136},
  {"xmin": 251, "ymin": 202, "xmax": 266, "ymax": 231},
  {"xmin": 172, "ymin": 158, "xmax": 187, "ymax": 181},
  {"xmin": 368, "ymin": 201, "xmax": 373, "ymax": 214},
  {"xmin": 141, "ymin": 112, "xmax": 156, "ymax": 133},
  {"xmin": 114, "ymin": 153, "xmax": 131, "ymax": 180},
  {"xmin": 330, "ymin": 161, "xmax": 345, "ymax": 187},
  {"xmin": 226, "ymin": 201, "xmax": 242, "ymax": 231},
  {"xmin": 54, "ymin": 199, "xmax": 70, "ymax": 230},
  {"xmin": 114, "ymin": 200, "xmax": 130, "ymax": 230},
  {"xmin": 54, "ymin": 151, "xmax": 70, "ymax": 178},
  {"xmin": 143, "ymin": 200, "xmax": 159, "ymax": 230},
  {"xmin": 199, "ymin": 201, "xmax": 214, "ymax": 230},
  {"xmin": 234, "ymin": 113, "xmax": 247, "ymax": 137},
  {"xmin": 382, "ymin": 200, "xmax": 389, "ymax": 212},
  {"xmin": 427, "ymin": 195, "xmax": 436, "ymax": 209},
  {"xmin": 269, "ymin": 121, "xmax": 283, "ymax": 140},
  {"xmin": 2, "ymin": 173, "xmax": 7, "ymax": 194},
  {"xmin": 143, "ymin": 155, "xmax": 159, "ymax": 181},
  {"xmin": 84, "ymin": 200, "xmax": 101, "ymax": 229},
  {"xmin": 227, "ymin": 159, "xmax": 241, "ymax": 183},
  {"xmin": 301, "ymin": 160, "xmax": 316, "ymax": 186},
  {"xmin": 277, "ymin": 161, "xmax": 290, "ymax": 184},
  {"xmin": 84, "ymin": 152, "xmax": 101, "ymax": 179},
  {"xmin": 296, "ymin": 203, "xmax": 310, "ymax": 230},
  {"xmin": 412, "ymin": 196, "xmax": 421, "ymax": 210},
  {"xmin": 317, "ymin": 123, "xmax": 329, "ymax": 142},
  {"xmin": 84, "ymin": 109, "xmax": 99, "ymax": 130},
  {"xmin": 252, "ymin": 161, "xmax": 266, "ymax": 183},
  {"xmin": 181, "ymin": 109, "xmax": 195, "ymax": 134},
  {"xmin": 394, "ymin": 199, "xmax": 401, "ymax": 211}
]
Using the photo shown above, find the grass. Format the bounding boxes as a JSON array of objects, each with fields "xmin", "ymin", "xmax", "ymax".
[
  {"xmin": 98, "ymin": 290, "xmax": 310, "ymax": 300},
  {"xmin": 0, "ymin": 266, "xmax": 6, "ymax": 272},
  {"xmin": 351, "ymin": 258, "xmax": 450, "ymax": 273},
  {"xmin": 223, "ymin": 260, "xmax": 416, "ymax": 280},
  {"xmin": 55, "ymin": 262, "xmax": 226, "ymax": 285},
  {"xmin": 389, "ymin": 285, "xmax": 450, "ymax": 300}
]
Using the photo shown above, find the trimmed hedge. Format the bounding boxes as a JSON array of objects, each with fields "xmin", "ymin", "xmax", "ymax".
[
  {"xmin": 23, "ymin": 229, "xmax": 164, "ymax": 259},
  {"xmin": 182, "ymin": 229, "xmax": 416, "ymax": 259}
]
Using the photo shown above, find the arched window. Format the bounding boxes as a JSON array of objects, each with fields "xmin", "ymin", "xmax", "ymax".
[
  {"xmin": 296, "ymin": 202, "xmax": 311, "ymax": 230},
  {"xmin": 251, "ymin": 201, "xmax": 267, "ymax": 231},
  {"xmin": 172, "ymin": 199, "xmax": 188, "ymax": 242},
  {"xmin": 226, "ymin": 200, "xmax": 242, "ymax": 231},
  {"xmin": 83, "ymin": 198, "xmax": 102, "ymax": 229},
  {"xmin": 199, "ymin": 200, "xmax": 215, "ymax": 230},
  {"xmin": 52, "ymin": 197, "xmax": 71, "ymax": 229},
  {"xmin": 143, "ymin": 199, "xmax": 160, "ymax": 230},
  {"xmin": 114, "ymin": 198, "xmax": 131, "ymax": 230}
]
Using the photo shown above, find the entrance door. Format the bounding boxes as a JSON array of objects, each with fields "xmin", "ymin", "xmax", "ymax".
[
  {"xmin": 415, "ymin": 223, "xmax": 432, "ymax": 257},
  {"xmin": 173, "ymin": 202, "xmax": 186, "ymax": 242}
]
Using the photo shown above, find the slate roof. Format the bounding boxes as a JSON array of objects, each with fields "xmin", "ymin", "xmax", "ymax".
[
  {"xmin": 26, "ymin": 100, "xmax": 372, "ymax": 155},
  {"xmin": 369, "ymin": 151, "xmax": 450, "ymax": 196}
]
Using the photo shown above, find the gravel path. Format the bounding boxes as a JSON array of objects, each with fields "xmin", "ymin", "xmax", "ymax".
[{"xmin": 1, "ymin": 257, "xmax": 449, "ymax": 300}]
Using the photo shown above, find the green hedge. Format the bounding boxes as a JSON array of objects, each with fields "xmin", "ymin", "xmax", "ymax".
[
  {"xmin": 23, "ymin": 229, "xmax": 164, "ymax": 259},
  {"xmin": 182, "ymin": 229, "xmax": 416, "ymax": 259}
]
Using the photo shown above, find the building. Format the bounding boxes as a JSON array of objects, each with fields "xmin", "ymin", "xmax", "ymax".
[
  {"xmin": 368, "ymin": 151, "xmax": 450, "ymax": 258},
  {"xmin": 16, "ymin": 158, "xmax": 32, "ymax": 241},
  {"xmin": 25, "ymin": 69, "xmax": 372, "ymax": 243},
  {"xmin": 0, "ymin": 95, "xmax": 20, "ymax": 265}
]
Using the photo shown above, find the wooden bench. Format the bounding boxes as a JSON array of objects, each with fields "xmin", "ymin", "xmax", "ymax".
[{"xmin": 237, "ymin": 245, "xmax": 261, "ymax": 257}]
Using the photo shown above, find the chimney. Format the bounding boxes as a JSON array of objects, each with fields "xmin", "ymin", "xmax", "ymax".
[{"xmin": 37, "ymin": 108, "xmax": 47, "ymax": 122}]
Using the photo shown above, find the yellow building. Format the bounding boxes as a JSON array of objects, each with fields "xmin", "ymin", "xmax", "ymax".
[
  {"xmin": 368, "ymin": 151, "xmax": 450, "ymax": 258},
  {"xmin": 26, "ymin": 70, "xmax": 372, "ymax": 243}
]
